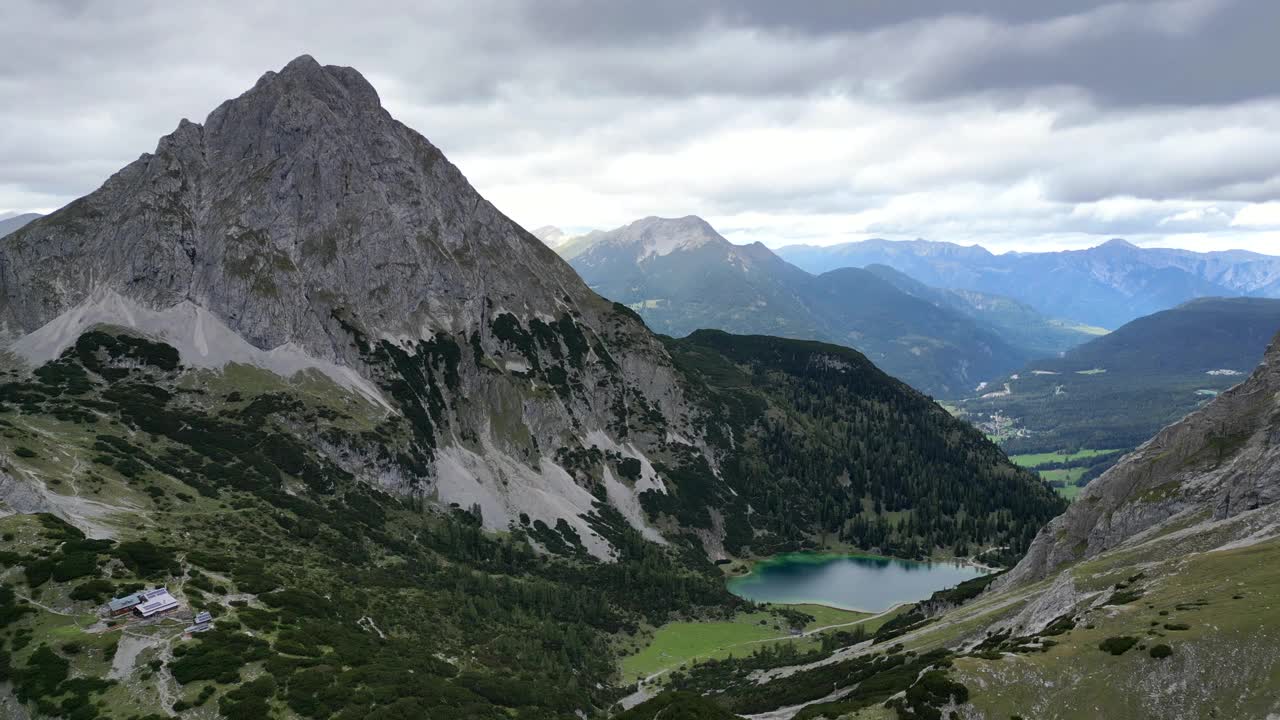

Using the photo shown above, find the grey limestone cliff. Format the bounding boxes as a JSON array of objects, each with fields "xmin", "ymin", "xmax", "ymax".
[
  {"xmin": 0, "ymin": 56, "xmax": 699, "ymax": 556},
  {"xmin": 999, "ymin": 331, "xmax": 1280, "ymax": 589}
]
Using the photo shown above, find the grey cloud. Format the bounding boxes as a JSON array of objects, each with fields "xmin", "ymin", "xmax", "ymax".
[
  {"xmin": 908, "ymin": 1, "xmax": 1280, "ymax": 107},
  {"xmin": 520, "ymin": 0, "xmax": 1126, "ymax": 45},
  {"xmin": 0, "ymin": 0, "xmax": 1278, "ymax": 252}
]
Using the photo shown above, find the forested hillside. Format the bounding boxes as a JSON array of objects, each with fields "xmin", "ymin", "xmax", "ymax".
[
  {"xmin": 958, "ymin": 297, "xmax": 1280, "ymax": 458},
  {"xmin": 667, "ymin": 331, "xmax": 1063, "ymax": 563}
]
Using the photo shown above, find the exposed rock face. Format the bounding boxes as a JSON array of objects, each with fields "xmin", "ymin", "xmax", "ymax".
[
  {"xmin": 999, "ymin": 331, "xmax": 1280, "ymax": 589},
  {"xmin": 0, "ymin": 56, "xmax": 694, "ymax": 555},
  {"xmin": 1, "ymin": 55, "xmax": 603, "ymax": 360},
  {"xmin": 0, "ymin": 57, "xmax": 1061, "ymax": 564}
]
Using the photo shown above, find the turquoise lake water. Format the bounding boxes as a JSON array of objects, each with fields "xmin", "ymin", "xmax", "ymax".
[{"xmin": 726, "ymin": 552, "xmax": 989, "ymax": 613}]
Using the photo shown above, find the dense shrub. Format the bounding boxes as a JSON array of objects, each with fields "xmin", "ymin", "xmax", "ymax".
[
  {"xmin": 1099, "ymin": 636, "xmax": 1138, "ymax": 656},
  {"xmin": 219, "ymin": 676, "xmax": 276, "ymax": 720},
  {"xmin": 168, "ymin": 630, "xmax": 271, "ymax": 684},
  {"xmin": 51, "ymin": 552, "xmax": 100, "ymax": 582},
  {"xmin": 1149, "ymin": 644, "xmax": 1173, "ymax": 659},
  {"xmin": 68, "ymin": 576, "xmax": 115, "ymax": 599},
  {"xmin": 113, "ymin": 540, "xmax": 178, "ymax": 578},
  {"xmin": 0, "ymin": 585, "xmax": 36, "ymax": 628}
]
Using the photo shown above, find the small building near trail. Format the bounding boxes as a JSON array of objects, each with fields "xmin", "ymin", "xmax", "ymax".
[
  {"xmin": 186, "ymin": 610, "xmax": 213, "ymax": 634},
  {"xmin": 107, "ymin": 591, "xmax": 147, "ymax": 616},
  {"xmin": 133, "ymin": 588, "xmax": 179, "ymax": 618}
]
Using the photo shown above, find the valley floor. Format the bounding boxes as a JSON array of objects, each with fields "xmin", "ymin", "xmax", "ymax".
[{"xmin": 618, "ymin": 604, "xmax": 900, "ymax": 684}]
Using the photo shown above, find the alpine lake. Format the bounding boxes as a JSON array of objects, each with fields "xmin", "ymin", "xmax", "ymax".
[{"xmin": 727, "ymin": 552, "xmax": 991, "ymax": 613}]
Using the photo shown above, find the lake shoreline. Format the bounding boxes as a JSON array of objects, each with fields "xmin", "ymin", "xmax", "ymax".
[
  {"xmin": 727, "ymin": 550, "xmax": 992, "ymax": 613},
  {"xmin": 769, "ymin": 598, "xmax": 914, "ymax": 616}
]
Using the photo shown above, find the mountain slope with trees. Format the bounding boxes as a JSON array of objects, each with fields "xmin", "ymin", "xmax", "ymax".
[
  {"xmin": 629, "ymin": 331, "xmax": 1280, "ymax": 720},
  {"xmin": 0, "ymin": 57, "xmax": 1061, "ymax": 720},
  {"xmin": 957, "ymin": 297, "xmax": 1280, "ymax": 458},
  {"xmin": 562, "ymin": 217, "xmax": 1086, "ymax": 397},
  {"xmin": 863, "ymin": 263, "xmax": 1106, "ymax": 358}
]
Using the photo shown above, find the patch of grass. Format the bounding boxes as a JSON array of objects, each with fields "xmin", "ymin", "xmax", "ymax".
[
  {"xmin": 620, "ymin": 604, "xmax": 876, "ymax": 683},
  {"xmin": 1009, "ymin": 449, "xmax": 1121, "ymax": 469},
  {"xmin": 1054, "ymin": 483, "xmax": 1083, "ymax": 501},
  {"xmin": 1136, "ymin": 480, "xmax": 1182, "ymax": 504},
  {"xmin": 954, "ymin": 537, "xmax": 1280, "ymax": 720},
  {"xmin": 620, "ymin": 613, "xmax": 798, "ymax": 682}
]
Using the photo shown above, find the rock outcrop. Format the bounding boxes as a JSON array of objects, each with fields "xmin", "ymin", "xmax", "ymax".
[
  {"xmin": 0, "ymin": 56, "xmax": 694, "ymax": 555},
  {"xmin": 0, "ymin": 57, "xmax": 1061, "ymax": 563},
  {"xmin": 999, "ymin": 331, "xmax": 1280, "ymax": 589}
]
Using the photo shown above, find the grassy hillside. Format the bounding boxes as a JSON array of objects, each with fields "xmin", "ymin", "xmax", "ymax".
[{"xmin": 626, "ymin": 509, "xmax": 1280, "ymax": 720}]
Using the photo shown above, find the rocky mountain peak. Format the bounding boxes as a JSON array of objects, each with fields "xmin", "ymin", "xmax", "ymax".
[
  {"xmin": 0, "ymin": 56, "xmax": 695, "ymax": 558},
  {"xmin": 208, "ymin": 55, "xmax": 385, "ymax": 147},
  {"xmin": 1097, "ymin": 238, "xmax": 1138, "ymax": 251},
  {"xmin": 566, "ymin": 215, "xmax": 733, "ymax": 267},
  {"xmin": 0, "ymin": 56, "xmax": 599, "ymax": 366}
]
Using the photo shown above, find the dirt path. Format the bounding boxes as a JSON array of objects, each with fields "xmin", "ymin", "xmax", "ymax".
[
  {"xmin": 797, "ymin": 603, "xmax": 906, "ymax": 638},
  {"xmin": 752, "ymin": 590, "xmax": 1032, "ymax": 686}
]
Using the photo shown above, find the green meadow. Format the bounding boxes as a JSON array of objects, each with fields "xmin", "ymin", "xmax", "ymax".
[
  {"xmin": 618, "ymin": 603, "xmax": 902, "ymax": 683},
  {"xmin": 1009, "ymin": 448, "xmax": 1121, "ymax": 468}
]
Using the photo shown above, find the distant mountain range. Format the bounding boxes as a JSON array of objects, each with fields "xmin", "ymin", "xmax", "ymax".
[
  {"xmin": 862, "ymin": 264, "xmax": 1106, "ymax": 359},
  {"xmin": 776, "ymin": 238, "xmax": 1280, "ymax": 329},
  {"xmin": 559, "ymin": 216, "xmax": 1099, "ymax": 397},
  {"xmin": 0, "ymin": 212, "xmax": 41, "ymax": 238},
  {"xmin": 958, "ymin": 296, "xmax": 1280, "ymax": 455}
]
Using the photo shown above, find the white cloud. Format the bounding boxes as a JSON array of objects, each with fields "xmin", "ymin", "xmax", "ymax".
[
  {"xmin": 0, "ymin": 0, "xmax": 1278, "ymax": 255},
  {"xmin": 1231, "ymin": 203, "xmax": 1280, "ymax": 229}
]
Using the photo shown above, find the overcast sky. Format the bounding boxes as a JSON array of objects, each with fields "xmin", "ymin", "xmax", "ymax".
[{"xmin": 3, "ymin": 0, "xmax": 1279, "ymax": 253}]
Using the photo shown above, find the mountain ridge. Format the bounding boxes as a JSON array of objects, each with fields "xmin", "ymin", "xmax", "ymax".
[
  {"xmin": 0, "ymin": 212, "xmax": 41, "ymax": 239},
  {"xmin": 1001, "ymin": 328, "xmax": 1280, "ymax": 589},
  {"xmin": 776, "ymin": 237, "xmax": 1280, "ymax": 328},
  {"xmin": 0, "ymin": 55, "xmax": 695, "ymax": 558},
  {"xmin": 562, "ymin": 216, "xmax": 1095, "ymax": 397},
  {"xmin": 0, "ymin": 56, "xmax": 1057, "ymax": 564}
]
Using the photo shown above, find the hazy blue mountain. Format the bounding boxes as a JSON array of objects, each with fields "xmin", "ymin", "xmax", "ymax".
[
  {"xmin": 958, "ymin": 297, "xmax": 1280, "ymax": 456},
  {"xmin": 776, "ymin": 237, "xmax": 1280, "ymax": 329},
  {"xmin": 563, "ymin": 216, "xmax": 1037, "ymax": 397},
  {"xmin": 863, "ymin": 264, "xmax": 1106, "ymax": 358},
  {"xmin": 0, "ymin": 212, "xmax": 41, "ymax": 238}
]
